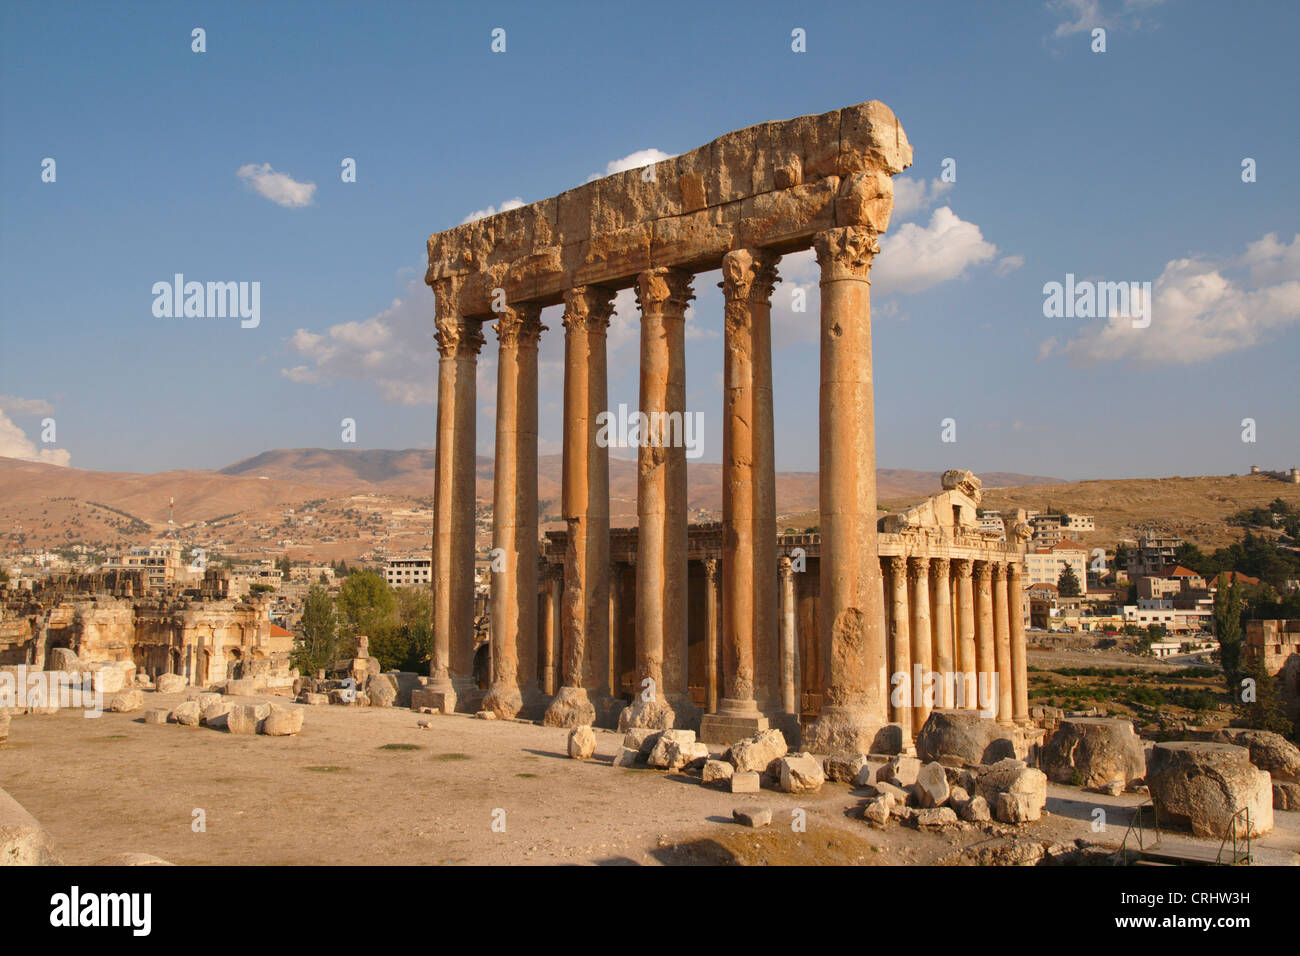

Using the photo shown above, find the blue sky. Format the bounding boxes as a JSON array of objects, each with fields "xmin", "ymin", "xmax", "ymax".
[{"xmin": 2, "ymin": 0, "xmax": 1297, "ymax": 480}]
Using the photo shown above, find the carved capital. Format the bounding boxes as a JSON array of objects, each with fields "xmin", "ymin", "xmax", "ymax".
[
  {"xmin": 813, "ymin": 226, "xmax": 879, "ymax": 281},
  {"xmin": 953, "ymin": 558, "xmax": 973, "ymax": 579},
  {"xmin": 932, "ymin": 556, "xmax": 951, "ymax": 578},
  {"xmin": 974, "ymin": 562, "xmax": 993, "ymax": 582},
  {"xmin": 1007, "ymin": 561, "xmax": 1023, "ymax": 582},
  {"xmin": 719, "ymin": 248, "xmax": 780, "ymax": 304},
  {"xmin": 889, "ymin": 554, "xmax": 907, "ymax": 577},
  {"xmin": 562, "ymin": 285, "xmax": 616, "ymax": 335},
  {"xmin": 908, "ymin": 556, "xmax": 929, "ymax": 581},
  {"xmin": 778, "ymin": 555, "xmax": 793, "ymax": 578},
  {"xmin": 702, "ymin": 556, "xmax": 718, "ymax": 581},
  {"xmin": 992, "ymin": 562, "xmax": 1006, "ymax": 582},
  {"xmin": 634, "ymin": 267, "xmax": 694, "ymax": 317},
  {"xmin": 435, "ymin": 314, "xmax": 485, "ymax": 359},
  {"xmin": 495, "ymin": 302, "xmax": 546, "ymax": 349}
]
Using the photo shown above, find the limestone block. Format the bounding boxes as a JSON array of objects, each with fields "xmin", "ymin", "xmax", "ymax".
[
  {"xmin": 703, "ymin": 759, "xmax": 735, "ymax": 786},
  {"xmin": 201, "ymin": 702, "xmax": 232, "ymax": 728},
  {"xmin": 960, "ymin": 795, "xmax": 992, "ymax": 823},
  {"xmin": 949, "ymin": 785, "xmax": 971, "ymax": 810},
  {"xmin": 327, "ymin": 689, "xmax": 354, "ymax": 706},
  {"xmin": 862, "ymin": 796, "xmax": 892, "ymax": 828},
  {"xmin": 975, "ymin": 760, "xmax": 1047, "ymax": 823},
  {"xmin": 154, "ymin": 674, "xmax": 186, "ymax": 694},
  {"xmin": 300, "ymin": 692, "xmax": 329, "ymax": 706},
  {"xmin": 1146, "ymin": 742, "xmax": 1273, "ymax": 839},
  {"xmin": 224, "ymin": 678, "xmax": 262, "ymax": 697},
  {"xmin": 729, "ymin": 728, "xmax": 788, "ymax": 774},
  {"xmin": 915, "ymin": 807, "xmax": 959, "ymax": 829},
  {"xmin": 46, "ymin": 647, "xmax": 80, "ymax": 674},
  {"xmin": 1211, "ymin": 729, "xmax": 1300, "ymax": 783},
  {"xmin": 567, "ymin": 725, "xmax": 597, "ymax": 760},
  {"xmin": 852, "ymin": 758, "xmax": 888, "ymax": 789},
  {"xmin": 731, "ymin": 771, "xmax": 761, "ymax": 794},
  {"xmin": 0, "ymin": 787, "xmax": 60, "ymax": 865},
  {"xmin": 1273, "ymin": 781, "xmax": 1300, "ymax": 811},
  {"xmin": 915, "ymin": 709, "xmax": 1017, "ymax": 767},
  {"xmin": 262, "ymin": 707, "xmax": 304, "ymax": 736},
  {"xmin": 474, "ymin": 710, "xmax": 497, "ymax": 720},
  {"xmin": 647, "ymin": 729, "xmax": 696, "ymax": 769},
  {"xmin": 109, "ymin": 690, "xmax": 143, "ymax": 713},
  {"xmin": 823, "ymin": 751, "xmax": 869, "ymax": 784},
  {"xmin": 226, "ymin": 704, "xmax": 266, "ymax": 735},
  {"xmin": 732, "ymin": 807, "xmax": 772, "ymax": 828},
  {"xmin": 996, "ymin": 792, "xmax": 1042, "ymax": 825},
  {"xmin": 416, "ymin": 719, "xmax": 434, "ymax": 730},
  {"xmin": 170, "ymin": 701, "xmax": 201, "ymax": 727},
  {"xmin": 612, "ymin": 747, "xmax": 639, "ymax": 768},
  {"xmin": 1042, "ymin": 717, "xmax": 1146, "ymax": 789},
  {"xmin": 143, "ymin": 709, "xmax": 169, "ymax": 726},
  {"xmin": 872, "ymin": 781, "xmax": 909, "ymax": 805},
  {"xmin": 623, "ymin": 727, "xmax": 660, "ymax": 756},
  {"xmin": 778, "ymin": 753, "xmax": 826, "ymax": 793},
  {"xmin": 366, "ymin": 674, "xmax": 398, "ymax": 709},
  {"xmin": 880, "ymin": 755, "xmax": 922, "ymax": 788},
  {"xmin": 916, "ymin": 762, "xmax": 951, "ymax": 808},
  {"xmin": 194, "ymin": 692, "xmax": 222, "ymax": 710}
]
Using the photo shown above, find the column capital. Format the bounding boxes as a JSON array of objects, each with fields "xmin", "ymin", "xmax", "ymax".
[
  {"xmin": 974, "ymin": 561, "xmax": 994, "ymax": 582},
  {"xmin": 813, "ymin": 226, "xmax": 879, "ymax": 281},
  {"xmin": 908, "ymin": 555, "xmax": 930, "ymax": 579},
  {"xmin": 932, "ymin": 556, "xmax": 951, "ymax": 576},
  {"xmin": 434, "ymin": 315, "xmax": 485, "ymax": 358},
  {"xmin": 719, "ymin": 248, "xmax": 780, "ymax": 303},
  {"xmin": 634, "ymin": 267, "xmax": 694, "ymax": 316},
  {"xmin": 953, "ymin": 557, "xmax": 973, "ymax": 578},
  {"xmin": 888, "ymin": 554, "xmax": 907, "ymax": 576},
  {"xmin": 992, "ymin": 561, "xmax": 1006, "ymax": 582},
  {"xmin": 494, "ymin": 302, "xmax": 547, "ymax": 348},
  {"xmin": 1007, "ymin": 561, "xmax": 1023, "ymax": 581},
  {"xmin": 562, "ymin": 285, "xmax": 616, "ymax": 335},
  {"xmin": 778, "ymin": 554, "xmax": 793, "ymax": 578},
  {"xmin": 703, "ymin": 556, "xmax": 718, "ymax": 581}
]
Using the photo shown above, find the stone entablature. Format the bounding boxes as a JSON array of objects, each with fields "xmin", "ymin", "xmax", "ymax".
[{"xmin": 425, "ymin": 101, "xmax": 911, "ymax": 316}]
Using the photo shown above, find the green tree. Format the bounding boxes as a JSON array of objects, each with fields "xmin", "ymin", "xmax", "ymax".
[
  {"xmin": 336, "ymin": 570, "xmax": 396, "ymax": 657},
  {"xmin": 1237, "ymin": 653, "xmax": 1292, "ymax": 736},
  {"xmin": 369, "ymin": 585, "xmax": 433, "ymax": 672},
  {"xmin": 1057, "ymin": 564, "xmax": 1082, "ymax": 598},
  {"xmin": 294, "ymin": 585, "xmax": 338, "ymax": 676},
  {"xmin": 1214, "ymin": 581, "xmax": 1246, "ymax": 692},
  {"xmin": 277, "ymin": 555, "xmax": 292, "ymax": 579}
]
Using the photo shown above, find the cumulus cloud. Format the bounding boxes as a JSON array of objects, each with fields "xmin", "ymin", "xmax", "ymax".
[
  {"xmin": 587, "ymin": 148, "xmax": 675, "ymax": 182},
  {"xmin": 1040, "ymin": 232, "xmax": 1300, "ymax": 365},
  {"xmin": 461, "ymin": 197, "xmax": 525, "ymax": 224},
  {"xmin": 1048, "ymin": 0, "xmax": 1164, "ymax": 39},
  {"xmin": 0, "ymin": 395, "xmax": 53, "ymax": 416},
  {"xmin": 873, "ymin": 206, "xmax": 1000, "ymax": 294},
  {"xmin": 891, "ymin": 175, "xmax": 954, "ymax": 220},
  {"xmin": 0, "ymin": 407, "xmax": 69, "ymax": 466},
  {"xmin": 282, "ymin": 277, "xmax": 438, "ymax": 404},
  {"xmin": 236, "ymin": 163, "xmax": 317, "ymax": 208}
]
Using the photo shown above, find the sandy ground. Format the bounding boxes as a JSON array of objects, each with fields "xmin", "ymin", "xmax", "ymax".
[{"xmin": 3, "ymin": 691, "xmax": 1297, "ymax": 866}]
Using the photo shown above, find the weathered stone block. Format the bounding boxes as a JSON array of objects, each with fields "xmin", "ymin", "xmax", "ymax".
[
  {"xmin": 731, "ymin": 771, "xmax": 761, "ymax": 793},
  {"xmin": 779, "ymin": 753, "xmax": 826, "ymax": 793},
  {"xmin": 567, "ymin": 725, "xmax": 597, "ymax": 760}
]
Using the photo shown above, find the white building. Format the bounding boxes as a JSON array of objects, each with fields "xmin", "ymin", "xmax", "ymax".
[
  {"xmin": 1023, "ymin": 540, "xmax": 1089, "ymax": 595},
  {"xmin": 385, "ymin": 555, "xmax": 431, "ymax": 588}
]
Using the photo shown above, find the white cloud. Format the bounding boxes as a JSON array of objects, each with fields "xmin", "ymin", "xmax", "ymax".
[
  {"xmin": 0, "ymin": 409, "xmax": 69, "ymax": 466},
  {"xmin": 0, "ymin": 395, "xmax": 54, "ymax": 415},
  {"xmin": 873, "ymin": 206, "xmax": 1000, "ymax": 294},
  {"xmin": 996, "ymin": 255, "xmax": 1026, "ymax": 277},
  {"xmin": 1040, "ymin": 232, "xmax": 1300, "ymax": 365},
  {"xmin": 587, "ymin": 149, "xmax": 674, "ymax": 182},
  {"xmin": 1048, "ymin": 0, "xmax": 1165, "ymax": 39},
  {"xmin": 461, "ymin": 197, "xmax": 525, "ymax": 224},
  {"xmin": 236, "ymin": 163, "xmax": 316, "ymax": 208},
  {"xmin": 891, "ymin": 175, "xmax": 954, "ymax": 220},
  {"xmin": 282, "ymin": 276, "xmax": 438, "ymax": 404}
]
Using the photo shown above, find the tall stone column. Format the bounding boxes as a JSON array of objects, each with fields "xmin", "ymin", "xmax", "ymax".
[
  {"xmin": 624, "ymin": 268, "xmax": 697, "ymax": 730},
  {"xmin": 975, "ymin": 562, "xmax": 996, "ymax": 716},
  {"xmin": 888, "ymin": 556, "xmax": 912, "ymax": 739},
  {"xmin": 701, "ymin": 249, "xmax": 780, "ymax": 744},
  {"xmin": 993, "ymin": 562, "xmax": 1014, "ymax": 726},
  {"xmin": 1008, "ymin": 561, "xmax": 1029, "ymax": 724},
  {"xmin": 909, "ymin": 556, "xmax": 933, "ymax": 731},
  {"xmin": 543, "ymin": 286, "xmax": 616, "ymax": 728},
  {"xmin": 954, "ymin": 558, "xmax": 977, "ymax": 710},
  {"xmin": 541, "ymin": 565, "xmax": 557, "ymax": 695},
  {"xmin": 930, "ymin": 557, "xmax": 954, "ymax": 708},
  {"xmin": 805, "ymin": 226, "xmax": 888, "ymax": 755},
  {"xmin": 425, "ymin": 277, "xmax": 484, "ymax": 714},
  {"xmin": 484, "ymin": 304, "xmax": 545, "ymax": 719},
  {"xmin": 779, "ymin": 555, "xmax": 797, "ymax": 717},
  {"xmin": 703, "ymin": 557, "xmax": 719, "ymax": 714},
  {"xmin": 608, "ymin": 559, "xmax": 622, "ymax": 698}
]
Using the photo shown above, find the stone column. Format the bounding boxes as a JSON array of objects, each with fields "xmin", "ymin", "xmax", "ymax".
[
  {"xmin": 887, "ymin": 555, "xmax": 912, "ymax": 739},
  {"xmin": 540, "ymin": 565, "xmax": 557, "ymax": 695},
  {"xmin": 1008, "ymin": 561, "xmax": 1029, "ymax": 724},
  {"xmin": 624, "ymin": 268, "xmax": 697, "ymax": 730},
  {"xmin": 930, "ymin": 557, "xmax": 954, "ymax": 708},
  {"xmin": 703, "ymin": 557, "xmax": 719, "ymax": 714},
  {"xmin": 975, "ymin": 561, "xmax": 996, "ymax": 717},
  {"xmin": 909, "ymin": 556, "xmax": 933, "ymax": 731},
  {"xmin": 543, "ymin": 286, "xmax": 616, "ymax": 728},
  {"xmin": 701, "ymin": 250, "xmax": 780, "ymax": 744},
  {"xmin": 993, "ymin": 562, "xmax": 1014, "ymax": 726},
  {"xmin": 484, "ymin": 304, "xmax": 545, "ymax": 719},
  {"xmin": 779, "ymin": 555, "xmax": 797, "ymax": 717},
  {"xmin": 608, "ymin": 559, "xmax": 622, "ymax": 698},
  {"xmin": 803, "ymin": 227, "xmax": 887, "ymax": 755},
  {"xmin": 954, "ymin": 558, "xmax": 977, "ymax": 710},
  {"xmin": 426, "ymin": 277, "xmax": 484, "ymax": 714}
]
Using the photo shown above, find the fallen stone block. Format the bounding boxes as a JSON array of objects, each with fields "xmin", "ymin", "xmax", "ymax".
[
  {"xmin": 1211, "ymin": 728, "xmax": 1300, "ymax": 784},
  {"xmin": 733, "ymin": 806, "xmax": 772, "ymax": 828},
  {"xmin": 568, "ymin": 725, "xmax": 597, "ymax": 759},
  {"xmin": 823, "ymin": 751, "xmax": 869, "ymax": 784},
  {"xmin": 143, "ymin": 709, "xmax": 169, "ymax": 726},
  {"xmin": 300, "ymin": 692, "xmax": 329, "ymax": 706},
  {"xmin": 916, "ymin": 761, "xmax": 951, "ymax": 808},
  {"xmin": 863, "ymin": 795, "xmax": 892, "ymax": 827},
  {"xmin": 703, "ymin": 759, "xmax": 735, "ymax": 786},
  {"xmin": 1273, "ymin": 781, "xmax": 1300, "ymax": 811},
  {"xmin": 647, "ymin": 729, "xmax": 697, "ymax": 769},
  {"xmin": 960, "ymin": 795, "xmax": 991, "ymax": 823},
  {"xmin": 916, "ymin": 708, "xmax": 1018, "ymax": 766},
  {"xmin": 996, "ymin": 792, "xmax": 1042, "ymax": 824},
  {"xmin": 852, "ymin": 758, "xmax": 887, "ymax": 789},
  {"xmin": 623, "ymin": 727, "xmax": 660, "ymax": 756},
  {"xmin": 879, "ymin": 754, "xmax": 922, "ymax": 788},
  {"xmin": 731, "ymin": 771, "xmax": 761, "ymax": 793},
  {"xmin": 729, "ymin": 728, "xmax": 787, "ymax": 775},
  {"xmin": 779, "ymin": 752, "xmax": 826, "ymax": 793},
  {"xmin": 975, "ymin": 759, "xmax": 1046, "ymax": 823},
  {"xmin": 154, "ymin": 674, "xmax": 187, "ymax": 694},
  {"xmin": 416, "ymin": 718, "xmax": 434, "ymax": 730},
  {"xmin": 109, "ymin": 690, "xmax": 143, "ymax": 713},
  {"xmin": 1147, "ymin": 741, "xmax": 1273, "ymax": 838},
  {"xmin": 915, "ymin": 806, "xmax": 959, "ymax": 829},
  {"xmin": 1042, "ymin": 717, "xmax": 1146, "ymax": 789},
  {"xmin": 367, "ymin": 674, "xmax": 398, "ymax": 709},
  {"xmin": 201, "ymin": 701, "xmax": 232, "ymax": 728},
  {"xmin": 871, "ymin": 780, "xmax": 909, "ymax": 805},
  {"xmin": 194, "ymin": 692, "xmax": 223, "ymax": 710},
  {"xmin": 224, "ymin": 678, "xmax": 263, "ymax": 697},
  {"xmin": 474, "ymin": 710, "xmax": 497, "ymax": 720},
  {"xmin": 612, "ymin": 746, "xmax": 639, "ymax": 768},
  {"xmin": 0, "ymin": 787, "xmax": 60, "ymax": 864},
  {"xmin": 170, "ymin": 701, "xmax": 201, "ymax": 727},
  {"xmin": 226, "ymin": 704, "xmax": 268, "ymax": 735},
  {"xmin": 262, "ymin": 707, "xmax": 304, "ymax": 736}
]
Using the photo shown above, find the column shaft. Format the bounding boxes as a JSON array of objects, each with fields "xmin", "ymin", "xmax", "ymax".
[
  {"xmin": 1009, "ymin": 562, "xmax": 1030, "ymax": 724},
  {"xmin": 930, "ymin": 558, "xmax": 954, "ymax": 708},
  {"xmin": 779, "ymin": 556, "xmax": 797, "ymax": 716},
  {"xmin": 703, "ymin": 558, "xmax": 719, "ymax": 713},
  {"xmin": 955, "ymin": 559, "xmax": 977, "ymax": 710},
  {"xmin": 909, "ymin": 557, "xmax": 933, "ymax": 730},
  {"xmin": 888, "ymin": 556, "xmax": 912, "ymax": 737},
  {"xmin": 993, "ymin": 562, "xmax": 1014, "ymax": 726},
  {"xmin": 975, "ymin": 562, "xmax": 996, "ymax": 716}
]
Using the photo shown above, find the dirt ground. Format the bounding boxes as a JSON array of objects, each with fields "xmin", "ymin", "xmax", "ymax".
[{"xmin": 3, "ymin": 691, "xmax": 1297, "ymax": 866}]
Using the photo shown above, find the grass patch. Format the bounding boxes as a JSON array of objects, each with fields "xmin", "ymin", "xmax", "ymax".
[
  {"xmin": 378, "ymin": 743, "xmax": 422, "ymax": 751},
  {"xmin": 433, "ymin": 752, "xmax": 472, "ymax": 761},
  {"xmin": 304, "ymin": 765, "xmax": 347, "ymax": 773},
  {"xmin": 516, "ymin": 772, "xmax": 538, "ymax": 779}
]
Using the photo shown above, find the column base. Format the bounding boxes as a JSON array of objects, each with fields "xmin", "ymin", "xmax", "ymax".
[
  {"xmin": 766, "ymin": 710, "xmax": 803, "ymax": 750},
  {"xmin": 699, "ymin": 711, "xmax": 770, "ymax": 746},
  {"xmin": 540, "ymin": 685, "xmax": 596, "ymax": 728},
  {"xmin": 617, "ymin": 697, "xmax": 676, "ymax": 732},
  {"xmin": 410, "ymin": 688, "xmax": 456, "ymax": 714},
  {"xmin": 452, "ymin": 676, "xmax": 483, "ymax": 714},
  {"xmin": 804, "ymin": 705, "xmax": 897, "ymax": 756},
  {"xmin": 481, "ymin": 681, "xmax": 523, "ymax": 719},
  {"xmin": 517, "ymin": 683, "xmax": 550, "ymax": 722}
]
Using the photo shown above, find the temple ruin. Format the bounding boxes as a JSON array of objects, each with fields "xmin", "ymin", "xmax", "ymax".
[{"xmin": 419, "ymin": 100, "xmax": 1032, "ymax": 754}]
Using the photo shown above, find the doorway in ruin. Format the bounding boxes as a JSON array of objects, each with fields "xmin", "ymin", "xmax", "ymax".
[{"xmin": 226, "ymin": 647, "xmax": 243, "ymax": 680}]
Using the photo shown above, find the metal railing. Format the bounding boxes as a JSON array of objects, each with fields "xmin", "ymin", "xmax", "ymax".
[
  {"xmin": 1215, "ymin": 807, "xmax": 1252, "ymax": 865},
  {"xmin": 1115, "ymin": 799, "xmax": 1158, "ymax": 864}
]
